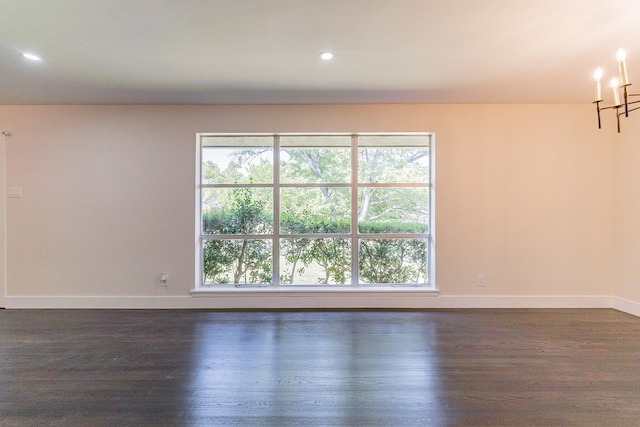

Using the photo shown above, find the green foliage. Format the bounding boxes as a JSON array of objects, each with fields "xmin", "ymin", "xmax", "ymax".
[
  {"xmin": 278, "ymin": 211, "xmax": 425, "ymax": 285},
  {"xmin": 202, "ymin": 188, "xmax": 272, "ymax": 284},
  {"xmin": 203, "ymin": 239, "xmax": 272, "ymax": 284},
  {"xmin": 279, "ymin": 210, "xmax": 350, "ymax": 284},
  {"xmin": 280, "ymin": 237, "xmax": 351, "ymax": 284},
  {"xmin": 204, "ymin": 199, "xmax": 427, "ymax": 285},
  {"xmin": 307, "ymin": 238, "xmax": 351, "ymax": 284},
  {"xmin": 281, "ymin": 148, "xmax": 350, "ymax": 184},
  {"xmin": 227, "ymin": 188, "xmax": 271, "ymax": 234},
  {"xmin": 203, "ymin": 188, "xmax": 272, "ymax": 235},
  {"xmin": 359, "ymin": 220, "xmax": 427, "ymax": 234},
  {"xmin": 202, "ymin": 148, "xmax": 273, "ymax": 185},
  {"xmin": 358, "ymin": 148, "xmax": 428, "ymax": 184},
  {"xmin": 280, "ymin": 210, "xmax": 350, "ymax": 234},
  {"xmin": 359, "ymin": 239, "xmax": 427, "ymax": 284},
  {"xmin": 203, "ymin": 240, "xmax": 236, "ymax": 283}
]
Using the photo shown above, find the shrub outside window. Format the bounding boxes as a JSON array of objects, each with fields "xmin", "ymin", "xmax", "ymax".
[{"xmin": 197, "ymin": 133, "xmax": 434, "ymax": 288}]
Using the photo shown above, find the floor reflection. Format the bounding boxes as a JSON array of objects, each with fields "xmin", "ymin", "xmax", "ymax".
[
  {"xmin": 185, "ymin": 311, "xmax": 444, "ymax": 425},
  {"xmin": 4, "ymin": 309, "xmax": 638, "ymax": 425}
]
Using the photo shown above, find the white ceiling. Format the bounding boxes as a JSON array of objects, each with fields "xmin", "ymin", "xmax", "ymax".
[{"xmin": 1, "ymin": 0, "xmax": 640, "ymax": 105}]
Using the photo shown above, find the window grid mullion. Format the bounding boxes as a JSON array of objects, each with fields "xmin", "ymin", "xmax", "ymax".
[
  {"xmin": 279, "ymin": 183, "xmax": 351, "ymax": 188},
  {"xmin": 351, "ymin": 134, "xmax": 359, "ymax": 286},
  {"xmin": 202, "ymin": 234, "xmax": 272, "ymax": 241},
  {"xmin": 203, "ymin": 233, "xmax": 430, "ymax": 240},
  {"xmin": 201, "ymin": 183, "xmax": 273, "ymax": 189},
  {"xmin": 197, "ymin": 141, "xmax": 205, "ymax": 286},
  {"xmin": 273, "ymin": 135, "xmax": 280, "ymax": 286}
]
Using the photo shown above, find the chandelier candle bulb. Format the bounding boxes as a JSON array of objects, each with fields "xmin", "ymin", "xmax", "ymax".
[
  {"xmin": 611, "ymin": 77, "xmax": 622, "ymax": 106},
  {"xmin": 617, "ymin": 48, "xmax": 630, "ymax": 86},
  {"xmin": 594, "ymin": 68, "xmax": 603, "ymax": 101}
]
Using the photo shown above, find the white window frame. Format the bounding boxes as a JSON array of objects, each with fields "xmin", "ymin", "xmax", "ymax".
[{"xmin": 195, "ymin": 132, "xmax": 435, "ymax": 290}]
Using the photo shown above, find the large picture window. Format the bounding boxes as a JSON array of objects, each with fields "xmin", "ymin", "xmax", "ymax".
[{"xmin": 196, "ymin": 133, "xmax": 434, "ymax": 288}]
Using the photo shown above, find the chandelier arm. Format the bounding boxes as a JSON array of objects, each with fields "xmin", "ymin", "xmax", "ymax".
[
  {"xmin": 619, "ymin": 104, "xmax": 640, "ymax": 115},
  {"xmin": 598, "ymin": 104, "xmax": 619, "ymax": 111},
  {"xmin": 613, "ymin": 105, "xmax": 640, "ymax": 133}
]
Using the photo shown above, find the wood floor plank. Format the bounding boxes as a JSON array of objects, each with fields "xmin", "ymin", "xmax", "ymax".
[{"xmin": 0, "ymin": 309, "xmax": 639, "ymax": 426}]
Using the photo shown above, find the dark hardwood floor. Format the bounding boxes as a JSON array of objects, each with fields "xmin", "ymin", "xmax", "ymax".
[{"xmin": 1, "ymin": 308, "xmax": 639, "ymax": 426}]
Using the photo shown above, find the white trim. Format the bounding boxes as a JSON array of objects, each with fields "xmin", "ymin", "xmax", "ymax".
[
  {"xmin": 196, "ymin": 132, "xmax": 434, "ymax": 289},
  {"xmin": 0, "ymin": 132, "xmax": 7, "ymax": 308},
  {"xmin": 428, "ymin": 134, "xmax": 436, "ymax": 288},
  {"xmin": 2, "ymin": 293, "xmax": 623, "ymax": 311},
  {"xmin": 611, "ymin": 296, "xmax": 640, "ymax": 317},
  {"xmin": 195, "ymin": 134, "xmax": 202, "ymax": 293},
  {"xmin": 431, "ymin": 294, "xmax": 612, "ymax": 309}
]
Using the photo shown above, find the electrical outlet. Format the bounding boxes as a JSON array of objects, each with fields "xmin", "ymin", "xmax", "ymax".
[{"xmin": 477, "ymin": 274, "xmax": 485, "ymax": 286}]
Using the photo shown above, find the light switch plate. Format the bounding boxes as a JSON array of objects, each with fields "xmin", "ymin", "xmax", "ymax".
[{"xmin": 8, "ymin": 187, "xmax": 22, "ymax": 198}]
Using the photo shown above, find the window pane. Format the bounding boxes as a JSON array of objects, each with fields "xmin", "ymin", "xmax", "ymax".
[
  {"xmin": 358, "ymin": 147, "xmax": 429, "ymax": 184},
  {"xmin": 280, "ymin": 188, "xmax": 350, "ymax": 234},
  {"xmin": 202, "ymin": 146, "xmax": 273, "ymax": 184},
  {"xmin": 202, "ymin": 188, "xmax": 273, "ymax": 234},
  {"xmin": 359, "ymin": 238, "xmax": 428, "ymax": 284},
  {"xmin": 202, "ymin": 135, "xmax": 274, "ymax": 147},
  {"xmin": 358, "ymin": 188, "xmax": 429, "ymax": 233},
  {"xmin": 280, "ymin": 135, "xmax": 351, "ymax": 147},
  {"xmin": 280, "ymin": 148, "xmax": 351, "ymax": 184},
  {"xmin": 280, "ymin": 238, "xmax": 351, "ymax": 285},
  {"xmin": 203, "ymin": 239, "xmax": 272, "ymax": 285},
  {"xmin": 358, "ymin": 134, "xmax": 430, "ymax": 147}
]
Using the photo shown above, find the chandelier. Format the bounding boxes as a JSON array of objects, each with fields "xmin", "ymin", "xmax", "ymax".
[{"xmin": 593, "ymin": 49, "xmax": 639, "ymax": 132}]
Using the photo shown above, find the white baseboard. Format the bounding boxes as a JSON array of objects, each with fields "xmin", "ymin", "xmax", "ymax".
[
  {"xmin": 1, "ymin": 292, "xmax": 621, "ymax": 311},
  {"xmin": 427, "ymin": 294, "xmax": 613, "ymax": 309},
  {"xmin": 611, "ymin": 297, "xmax": 640, "ymax": 317}
]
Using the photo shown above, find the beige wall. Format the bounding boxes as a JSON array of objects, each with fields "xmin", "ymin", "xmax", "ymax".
[
  {"xmin": 614, "ymin": 113, "xmax": 640, "ymax": 305},
  {"xmin": 0, "ymin": 104, "xmax": 616, "ymax": 307}
]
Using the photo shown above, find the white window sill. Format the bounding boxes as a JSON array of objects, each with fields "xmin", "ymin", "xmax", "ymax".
[
  {"xmin": 189, "ymin": 286, "xmax": 438, "ymax": 309},
  {"xmin": 191, "ymin": 286, "xmax": 439, "ymax": 296}
]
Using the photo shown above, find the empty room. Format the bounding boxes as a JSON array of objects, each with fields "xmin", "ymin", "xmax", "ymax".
[{"xmin": 1, "ymin": 0, "xmax": 640, "ymax": 425}]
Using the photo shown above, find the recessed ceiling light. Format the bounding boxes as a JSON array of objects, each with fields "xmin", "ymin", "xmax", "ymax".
[
  {"xmin": 22, "ymin": 52, "xmax": 42, "ymax": 61},
  {"xmin": 320, "ymin": 52, "xmax": 334, "ymax": 61}
]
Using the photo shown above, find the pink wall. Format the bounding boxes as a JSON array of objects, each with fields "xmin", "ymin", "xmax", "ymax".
[
  {"xmin": 614, "ymin": 112, "xmax": 640, "ymax": 306},
  {"xmin": 0, "ymin": 104, "xmax": 616, "ymax": 308}
]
